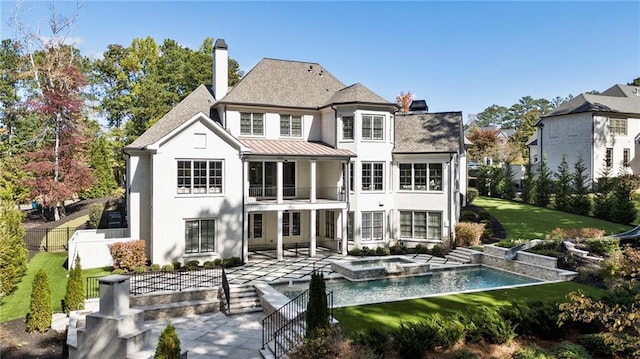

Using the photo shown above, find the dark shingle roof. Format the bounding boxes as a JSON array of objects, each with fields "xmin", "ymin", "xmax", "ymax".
[
  {"xmin": 394, "ymin": 112, "xmax": 463, "ymax": 153},
  {"xmin": 126, "ymin": 85, "xmax": 216, "ymax": 149},
  {"xmin": 543, "ymin": 84, "xmax": 640, "ymax": 118},
  {"xmin": 220, "ymin": 58, "xmax": 345, "ymax": 108},
  {"xmin": 325, "ymin": 83, "xmax": 394, "ymax": 107}
]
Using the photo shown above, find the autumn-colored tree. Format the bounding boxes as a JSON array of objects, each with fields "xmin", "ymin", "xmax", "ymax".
[
  {"xmin": 466, "ymin": 128, "xmax": 499, "ymax": 162},
  {"xmin": 395, "ymin": 91, "xmax": 413, "ymax": 113}
]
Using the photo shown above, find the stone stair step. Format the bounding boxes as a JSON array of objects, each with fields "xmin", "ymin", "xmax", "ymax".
[{"xmin": 133, "ymin": 298, "xmax": 220, "ymax": 320}]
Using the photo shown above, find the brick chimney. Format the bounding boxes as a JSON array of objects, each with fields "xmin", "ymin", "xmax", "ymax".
[{"xmin": 213, "ymin": 39, "xmax": 228, "ymax": 100}]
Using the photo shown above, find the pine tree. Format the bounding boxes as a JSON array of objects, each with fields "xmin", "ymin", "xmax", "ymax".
[
  {"xmin": 499, "ymin": 163, "xmax": 517, "ymax": 200},
  {"xmin": 476, "ymin": 165, "xmax": 492, "ymax": 196},
  {"xmin": 154, "ymin": 322, "xmax": 181, "ymax": 359},
  {"xmin": 570, "ymin": 157, "xmax": 591, "ymax": 216},
  {"xmin": 521, "ymin": 162, "xmax": 534, "ymax": 204},
  {"xmin": 554, "ymin": 155, "xmax": 572, "ymax": 212},
  {"xmin": 534, "ymin": 156, "xmax": 553, "ymax": 207},
  {"xmin": 305, "ymin": 270, "xmax": 329, "ymax": 338},
  {"xmin": 612, "ymin": 174, "xmax": 638, "ymax": 224},
  {"xmin": 489, "ymin": 166, "xmax": 503, "ymax": 198},
  {"xmin": 27, "ymin": 269, "xmax": 52, "ymax": 333},
  {"xmin": 0, "ymin": 190, "xmax": 28, "ymax": 296},
  {"xmin": 593, "ymin": 163, "xmax": 615, "ymax": 221},
  {"xmin": 64, "ymin": 255, "xmax": 85, "ymax": 315}
]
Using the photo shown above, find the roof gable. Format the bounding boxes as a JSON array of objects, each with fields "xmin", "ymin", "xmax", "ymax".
[
  {"xmin": 544, "ymin": 84, "xmax": 640, "ymax": 117},
  {"xmin": 325, "ymin": 83, "xmax": 394, "ymax": 107},
  {"xmin": 126, "ymin": 85, "xmax": 216, "ymax": 149},
  {"xmin": 394, "ymin": 112, "xmax": 463, "ymax": 153}
]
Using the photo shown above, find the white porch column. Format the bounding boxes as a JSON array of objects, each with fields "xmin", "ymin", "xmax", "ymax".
[
  {"xmin": 310, "ymin": 160, "xmax": 317, "ymax": 202},
  {"xmin": 243, "ymin": 211, "xmax": 249, "ymax": 263},
  {"xmin": 277, "ymin": 210, "xmax": 283, "ymax": 260},
  {"xmin": 341, "ymin": 208, "xmax": 348, "ymax": 255},
  {"xmin": 243, "ymin": 161, "xmax": 249, "ymax": 200},
  {"xmin": 309, "ymin": 210, "xmax": 317, "ymax": 257},
  {"xmin": 277, "ymin": 161, "xmax": 283, "ymax": 204}
]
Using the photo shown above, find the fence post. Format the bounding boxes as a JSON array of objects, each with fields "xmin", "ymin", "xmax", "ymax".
[
  {"xmin": 45, "ymin": 228, "xmax": 49, "ymax": 252},
  {"xmin": 67, "ymin": 227, "xmax": 70, "ymax": 249}
]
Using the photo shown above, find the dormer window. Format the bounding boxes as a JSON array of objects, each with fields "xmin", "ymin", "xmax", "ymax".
[
  {"xmin": 240, "ymin": 113, "xmax": 264, "ymax": 136},
  {"xmin": 280, "ymin": 115, "xmax": 302, "ymax": 137},
  {"xmin": 362, "ymin": 115, "xmax": 384, "ymax": 140}
]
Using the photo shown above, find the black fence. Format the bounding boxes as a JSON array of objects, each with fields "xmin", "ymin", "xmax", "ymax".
[
  {"xmin": 25, "ymin": 227, "xmax": 75, "ymax": 252},
  {"xmin": 85, "ymin": 266, "xmax": 223, "ymax": 299}
]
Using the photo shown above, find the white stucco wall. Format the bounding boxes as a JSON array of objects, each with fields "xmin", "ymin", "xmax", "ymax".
[
  {"xmin": 127, "ymin": 151, "xmax": 152, "ymax": 252},
  {"xmin": 136, "ymin": 117, "xmax": 244, "ymax": 265}
]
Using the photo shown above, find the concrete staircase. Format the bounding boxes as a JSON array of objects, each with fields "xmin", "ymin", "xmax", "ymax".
[
  {"xmin": 226, "ymin": 284, "xmax": 262, "ymax": 315},
  {"xmin": 445, "ymin": 247, "xmax": 477, "ymax": 264},
  {"xmin": 130, "ymin": 288, "xmax": 220, "ymax": 320}
]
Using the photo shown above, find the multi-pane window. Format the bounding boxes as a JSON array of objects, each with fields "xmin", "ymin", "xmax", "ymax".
[
  {"xmin": 623, "ymin": 148, "xmax": 630, "ymax": 167},
  {"xmin": 240, "ymin": 112, "xmax": 264, "ymax": 136},
  {"xmin": 342, "ymin": 162, "xmax": 355, "ymax": 192},
  {"xmin": 325, "ymin": 210, "xmax": 335, "ymax": 239},
  {"xmin": 362, "ymin": 212, "xmax": 383, "ymax": 241},
  {"xmin": 282, "ymin": 212, "xmax": 301, "ymax": 236},
  {"xmin": 399, "ymin": 163, "xmax": 442, "ymax": 191},
  {"xmin": 605, "ymin": 148, "xmax": 613, "ymax": 168},
  {"xmin": 342, "ymin": 116, "xmax": 354, "ymax": 140},
  {"xmin": 177, "ymin": 160, "xmax": 223, "ymax": 194},
  {"xmin": 347, "ymin": 212, "xmax": 354, "ymax": 240},
  {"xmin": 280, "ymin": 115, "xmax": 302, "ymax": 137},
  {"xmin": 362, "ymin": 115, "xmax": 384, "ymax": 140},
  {"xmin": 185, "ymin": 219, "xmax": 215, "ymax": 254},
  {"xmin": 399, "ymin": 211, "xmax": 442, "ymax": 240},
  {"xmin": 251, "ymin": 213, "xmax": 262, "ymax": 238},
  {"xmin": 609, "ymin": 118, "xmax": 627, "ymax": 135},
  {"xmin": 362, "ymin": 162, "xmax": 384, "ymax": 191}
]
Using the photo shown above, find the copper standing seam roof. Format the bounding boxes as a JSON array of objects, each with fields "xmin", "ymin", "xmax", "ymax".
[{"xmin": 239, "ymin": 138, "xmax": 356, "ymax": 157}]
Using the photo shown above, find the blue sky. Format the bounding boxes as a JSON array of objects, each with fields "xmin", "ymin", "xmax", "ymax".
[{"xmin": 2, "ymin": 1, "xmax": 639, "ymax": 121}]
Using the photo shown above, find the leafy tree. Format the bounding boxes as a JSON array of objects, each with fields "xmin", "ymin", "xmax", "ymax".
[
  {"xmin": 498, "ymin": 163, "xmax": 516, "ymax": 200},
  {"xmin": 475, "ymin": 104, "xmax": 510, "ymax": 128},
  {"xmin": 154, "ymin": 322, "xmax": 181, "ymax": 359},
  {"xmin": 467, "ymin": 128, "xmax": 499, "ymax": 163},
  {"xmin": 569, "ymin": 157, "xmax": 591, "ymax": 216},
  {"xmin": 64, "ymin": 255, "xmax": 85, "ymax": 315},
  {"xmin": 81, "ymin": 133, "xmax": 117, "ymax": 199},
  {"xmin": 534, "ymin": 156, "xmax": 553, "ymax": 207},
  {"xmin": 553, "ymin": 155, "xmax": 572, "ymax": 212},
  {"xmin": 27, "ymin": 269, "xmax": 52, "ymax": 332},
  {"xmin": 0, "ymin": 189, "xmax": 28, "ymax": 296},
  {"xmin": 395, "ymin": 91, "xmax": 413, "ymax": 113},
  {"xmin": 629, "ymin": 77, "xmax": 640, "ymax": 87},
  {"xmin": 520, "ymin": 162, "xmax": 535, "ymax": 204},
  {"xmin": 306, "ymin": 270, "xmax": 329, "ymax": 338}
]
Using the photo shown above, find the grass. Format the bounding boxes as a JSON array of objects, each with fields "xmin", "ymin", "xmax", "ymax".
[
  {"xmin": 473, "ymin": 196, "xmax": 632, "ymax": 240},
  {"xmin": 39, "ymin": 214, "xmax": 89, "ymax": 248},
  {"xmin": 334, "ymin": 281, "xmax": 603, "ymax": 334}
]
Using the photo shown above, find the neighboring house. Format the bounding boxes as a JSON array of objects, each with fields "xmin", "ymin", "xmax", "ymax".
[
  {"xmin": 530, "ymin": 84, "xmax": 640, "ymax": 185},
  {"xmin": 465, "ymin": 126, "xmax": 515, "ymax": 167},
  {"xmin": 123, "ymin": 39, "xmax": 467, "ymax": 265}
]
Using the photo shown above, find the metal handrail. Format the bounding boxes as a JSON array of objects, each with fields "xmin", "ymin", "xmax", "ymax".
[
  {"xmin": 221, "ymin": 267, "xmax": 231, "ymax": 313},
  {"xmin": 262, "ymin": 289, "xmax": 309, "ymax": 350}
]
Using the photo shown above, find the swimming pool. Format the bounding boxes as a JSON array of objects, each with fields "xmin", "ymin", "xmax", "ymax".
[{"xmin": 271, "ymin": 266, "xmax": 541, "ymax": 307}]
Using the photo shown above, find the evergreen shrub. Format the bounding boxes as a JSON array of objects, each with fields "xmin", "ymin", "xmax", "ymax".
[
  {"xmin": 305, "ymin": 270, "xmax": 329, "ymax": 338},
  {"xmin": 550, "ymin": 341, "xmax": 592, "ymax": 359},
  {"xmin": 0, "ymin": 196, "xmax": 28, "ymax": 296},
  {"xmin": 154, "ymin": 322, "xmax": 181, "ymax": 359},
  {"xmin": 64, "ymin": 255, "xmax": 85, "ymax": 315},
  {"xmin": 26, "ymin": 269, "xmax": 52, "ymax": 333}
]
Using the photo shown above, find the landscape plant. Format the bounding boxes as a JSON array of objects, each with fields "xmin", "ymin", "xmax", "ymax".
[
  {"xmin": 108, "ymin": 240, "xmax": 147, "ymax": 271},
  {"xmin": 520, "ymin": 162, "xmax": 534, "ymax": 204},
  {"xmin": 554, "ymin": 155, "xmax": 572, "ymax": 212},
  {"xmin": 569, "ymin": 157, "xmax": 591, "ymax": 216},
  {"xmin": 454, "ymin": 222, "xmax": 485, "ymax": 246},
  {"xmin": 87, "ymin": 202, "xmax": 104, "ymax": 229},
  {"xmin": 64, "ymin": 255, "xmax": 85, "ymax": 315},
  {"xmin": 306, "ymin": 270, "xmax": 329, "ymax": 338},
  {"xmin": 26, "ymin": 269, "xmax": 52, "ymax": 332},
  {"xmin": 534, "ymin": 156, "xmax": 553, "ymax": 207},
  {"xmin": 154, "ymin": 322, "xmax": 181, "ymax": 359},
  {"xmin": 0, "ymin": 191, "xmax": 28, "ymax": 296}
]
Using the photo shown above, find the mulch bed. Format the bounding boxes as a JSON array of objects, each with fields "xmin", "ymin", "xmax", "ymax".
[{"xmin": 0, "ymin": 318, "xmax": 67, "ymax": 359}]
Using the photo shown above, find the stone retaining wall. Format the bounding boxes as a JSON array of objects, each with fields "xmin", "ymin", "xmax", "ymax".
[{"xmin": 482, "ymin": 245, "xmax": 576, "ymax": 281}]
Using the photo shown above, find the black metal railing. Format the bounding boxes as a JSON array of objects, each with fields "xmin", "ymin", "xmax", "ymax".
[
  {"xmin": 84, "ymin": 266, "xmax": 223, "ymax": 299},
  {"xmin": 262, "ymin": 290, "xmax": 334, "ymax": 358},
  {"xmin": 25, "ymin": 227, "xmax": 74, "ymax": 252},
  {"xmin": 247, "ymin": 186, "xmax": 346, "ymax": 203},
  {"xmin": 221, "ymin": 267, "xmax": 231, "ymax": 313}
]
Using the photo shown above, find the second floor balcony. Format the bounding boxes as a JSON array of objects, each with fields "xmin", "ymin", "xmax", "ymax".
[{"xmin": 246, "ymin": 186, "xmax": 346, "ymax": 204}]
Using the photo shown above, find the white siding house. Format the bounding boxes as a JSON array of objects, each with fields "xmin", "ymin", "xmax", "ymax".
[
  {"xmin": 124, "ymin": 39, "xmax": 467, "ymax": 265},
  {"xmin": 531, "ymin": 85, "xmax": 640, "ymax": 185}
]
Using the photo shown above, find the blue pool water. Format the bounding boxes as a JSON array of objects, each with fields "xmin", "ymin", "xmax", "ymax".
[{"xmin": 271, "ymin": 266, "xmax": 541, "ymax": 307}]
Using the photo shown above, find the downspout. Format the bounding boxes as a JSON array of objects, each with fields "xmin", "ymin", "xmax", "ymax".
[
  {"xmin": 241, "ymin": 153, "xmax": 246, "ymax": 262},
  {"xmin": 223, "ymin": 105, "xmax": 228, "ymax": 129},
  {"xmin": 448, "ymin": 153, "xmax": 453, "ymax": 243},
  {"xmin": 331, "ymin": 104, "xmax": 338, "ymax": 147},
  {"xmin": 591, "ymin": 114, "xmax": 595, "ymax": 186}
]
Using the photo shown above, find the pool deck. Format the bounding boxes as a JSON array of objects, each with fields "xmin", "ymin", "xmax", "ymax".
[{"xmin": 56, "ymin": 251, "xmax": 466, "ymax": 359}]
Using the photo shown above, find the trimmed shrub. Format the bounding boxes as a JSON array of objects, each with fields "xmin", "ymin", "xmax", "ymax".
[
  {"xmin": 500, "ymin": 300, "xmax": 561, "ymax": 339},
  {"xmin": 64, "ymin": 255, "xmax": 85, "ymax": 315},
  {"xmin": 87, "ymin": 203, "xmax": 104, "ymax": 229},
  {"xmin": 113, "ymin": 268, "xmax": 127, "ymax": 274},
  {"xmin": 109, "ymin": 240, "xmax": 147, "ymax": 271},
  {"xmin": 389, "ymin": 243, "xmax": 407, "ymax": 255},
  {"xmin": 375, "ymin": 247, "xmax": 389, "ymax": 256},
  {"xmin": 306, "ymin": 271, "xmax": 329, "ymax": 338},
  {"xmin": 213, "ymin": 258, "xmax": 223, "ymax": 266},
  {"xmin": 289, "ymin": 327, "xmax": 340, "ymax": 359},
  {"xmin": 550, "ymin": 341, "xmax": 592, "ymax": 359},
  {"xmin": 150, "ymin": 263, "xmax": 161, "ymax": 271},
  {"xmin": 430, "ymin": 244, "xmax": 445, "ymax": 257},
  {"xmin": 459, "ymin": 209, "xmax": 478, "ymax": 222},
  {"xmin": 26, "ymin": 269, "xmax": 52, "ymax": 333},
  {"xmin": 413, "ymin": 243, "xmax": 429, "ymax": 254},
  {"xmin": 351, "ymin": 327, "xmax": 389, "ymax": 357},
  {"xmin": 221, "ymin": 256, "xmax": 243, "ymax": 268},
  {"xmin": 392, "ymin": 321, "xmax": 433, "ymax": 359},
  {"xmin": 185, "ymin": 260, "xmax": 200, "ymax": 270},
  {"xmin": 203, "ymin": 261, "xmax": 216, "ymax": 268},
  {"xmin": 458, "ymin": 306, "xmax": 516, "ymax": 344},
  {"xmin": 454, "ymin": 222, "xmax": 485, "ymax": 247},
  {"xmin": 172, "ymin": 261, "xmax": 182, "ymax": 270},
  {"xmin": 547, "ymin": 227, "xmax": 605, "ymax": 241},
  {"xmin": 577, "ymin": 334, "xmax": 615, "ymax": 357},
  {"xmin": 467, "ymin": 187, "xmax": 479, "ymax": 203},
  {"xmin": 584, "ymin": 238, "xmax": 619, "ymax": 256},
  {"xmin": 134, "ymin": 266, "xmax": 147, "ymax": 273},
  {"xmin": 513, "ymin": 344, "xmax": 552, "ymax": 359},
  {"xmin": 161, "ymin": 264, "xmax": 174, "ymax": 272},
  {"xmin": 348, "ymin": 248, "xmax": 362, "ymax": 256},
  {"xmin": 154, "ymin": 322, "xmax": 181, "ymax": 359}
]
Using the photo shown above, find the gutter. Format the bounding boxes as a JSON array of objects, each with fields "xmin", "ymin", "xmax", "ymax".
[
  {"xmin": 331, "ymin": 104, "xmax": 338, "ymax": 147},
  {"xmin": 448, "ymin": 153, "xmax": 453, "ymax": 242}
]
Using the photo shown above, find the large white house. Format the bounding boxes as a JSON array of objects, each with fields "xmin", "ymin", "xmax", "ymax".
[
  {"xmin": 123, "ymin": 39, "xmax": 467, "ymax": 265},
  {"xmin": 531, "ymin": 84, "xmax": 640, "ymax": 185}
]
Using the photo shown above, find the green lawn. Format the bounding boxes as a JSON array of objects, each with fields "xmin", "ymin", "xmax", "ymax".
[
  {"xmin": 334, "ymin": 282, "xmax": 603, "ymax": 334},
  {"xmin": 474, "ymin": 196, "xmax": 632, "ymax": 240}
]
